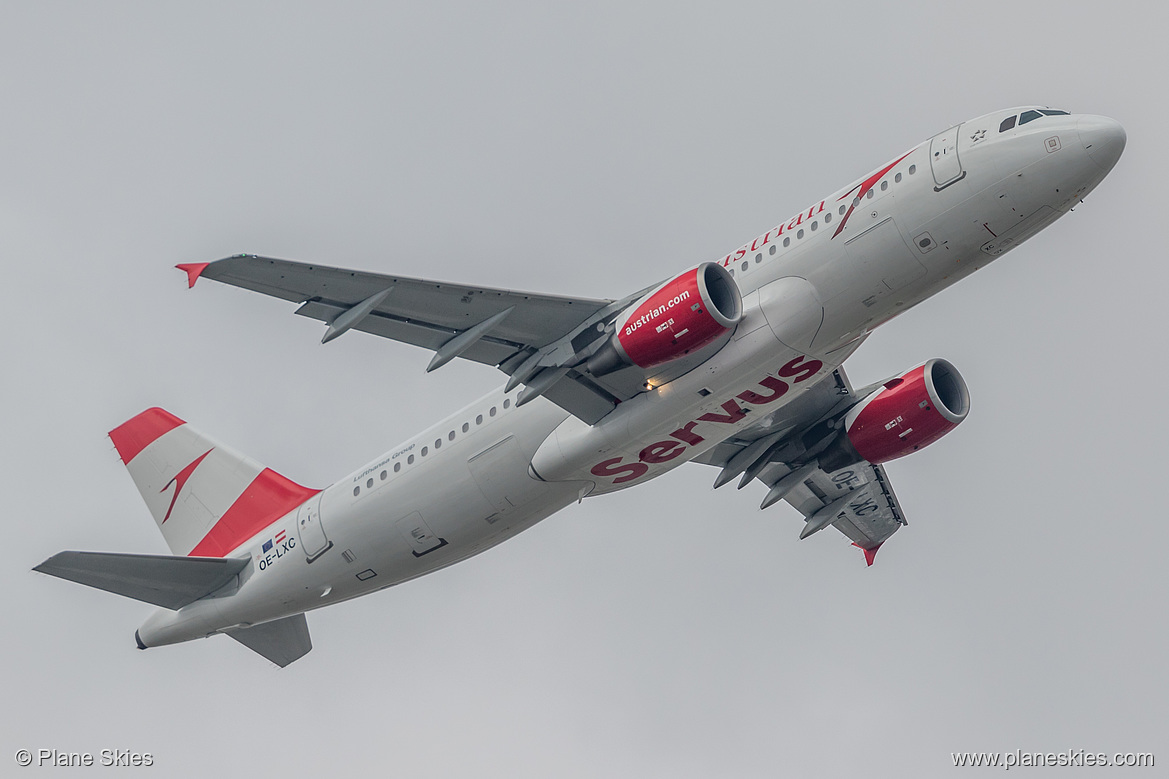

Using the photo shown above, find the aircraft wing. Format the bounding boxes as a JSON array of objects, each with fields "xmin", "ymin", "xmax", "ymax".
[
  {"xmin": 185, "ymin": 254, "xmax": 612, "ymax": 366},
  {"xmin": 181, "ymin": 255, "xmax": 666, "ymax": 423},
  {"xmin": 751, "ymin": 460, "xmax": 905, "ymax": 562},
  {"xmin": 691, "ymin": 364, "xmax": 906, "ymax": 564}
]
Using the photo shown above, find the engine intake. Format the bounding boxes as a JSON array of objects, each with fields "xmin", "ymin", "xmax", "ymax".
[{"xmin": 588, "ymin": 262, "xmax": 742, "ymax": 376}]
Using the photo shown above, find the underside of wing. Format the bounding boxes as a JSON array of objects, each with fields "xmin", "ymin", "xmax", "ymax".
[
  {"xmin": 756, "ymin": 460, "xmax": 905, "ymax": 562},
  {"xmin": 194, "ymin": 254, "xmax": 611, "ymax": 364},
  {"xmin": 691, "ymin": 362, "xmax": 907, "ymax": 564},
  {"xmin": 183, "ymin": 255, "xmax": 692, "ymax": 424}
]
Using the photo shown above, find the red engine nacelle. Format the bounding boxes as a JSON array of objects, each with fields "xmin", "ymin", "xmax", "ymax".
[
  {"xmin": 843, "ymin": 359, "xmax": 971, "ymax": 464},
  {"xmin": 587, "ymin": 262, "xmax": 742, "ymax": 376}
]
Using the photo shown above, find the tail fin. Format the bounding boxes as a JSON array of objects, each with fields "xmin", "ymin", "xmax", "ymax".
[{"xmin": 109, "ymin": 408, "xmax": 318, "ymax": 557}]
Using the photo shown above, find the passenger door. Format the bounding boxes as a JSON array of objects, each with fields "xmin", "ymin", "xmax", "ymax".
[
  {"xmin": 929, "ymin": 125, "xmax": 965, "ymax": 190},
  {"xmin": 296, "ymin": 495, "xmax": 331, "ymax": 563}
]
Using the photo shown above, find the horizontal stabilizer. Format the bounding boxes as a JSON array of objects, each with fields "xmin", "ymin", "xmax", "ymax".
[
  {"xmin": 227, "ymin": 613, "xmax": 312, "ymax": 667},
  {"xmin": 34, "ymin": 551, "xmax": 247, "ymax": 610}
]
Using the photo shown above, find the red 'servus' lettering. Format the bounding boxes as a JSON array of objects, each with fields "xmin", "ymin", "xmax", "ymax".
[
  {"xmin": 669, "ymin": 421, "xmax": 705, "ymax": 446},
  {"xmin": 737, "ymin": 376, "xmax": 789, "ymax": 405},
  {"xmin": 779, "ymin": 356, "xmax": 823, "ymax": 383},
  {"xmin": 590, "ymin": 458, "xmax": 649, "ymax": 484},
  {"xmin": 590, "ymin": 353, "xmax": 827, "ymax": 485},
  {"xmin": 639, "ymin": 441, "xmax": 687, "ymax": 464},
  {"xmin": 698, "ymin": 399, "xmax": 748, "ymax": 425}
]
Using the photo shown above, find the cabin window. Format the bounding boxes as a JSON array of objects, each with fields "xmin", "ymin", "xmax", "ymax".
[
  {"xmin": 353, "ymin": 486, "xmax": 360, "ymax": 497},
  {"xmin": 476, "ymin": 414, "xmax": 483, "ymax": 425},
  {"xmin": 449, "ymin": 431, "xmax": 456, "ymax": 441},
  {"xmin": 367, "ymin": 478, "xmax": 373, "ymax": 489},
  {"xmin": 462, "ymin": 422, "xmax": 469, "ymax": 433},
  {"xmin": 421, "ymin": 446, "xmax": 428, "ymax": 456},
  {"xmin": 394, "ymin": 462, "xmax": 401, "ymax": 473},
  {"xmin": 503, "ymin": 399, "xmax": 511, "ymax": 409},
  {"xmin": 490, "ymin": 407, "xmax": 497, "ymax": 417},
  {"xmin": 769, "ymin": 244, "xmax": 777, "ymax": 255},
  {"xmin": 783, "ymin": 237, "xmax": 791, "ymax": 247},
  {"xmin": 380, "ymin": 470, "xmax": 387, "ymax": 480},
  {"xmin": 434, "ymin": 439, "xmax": 441, "ymax": 449},
  {"xmin": 408, "ymin": 454, "xmax": 415, "ymax": 464}
]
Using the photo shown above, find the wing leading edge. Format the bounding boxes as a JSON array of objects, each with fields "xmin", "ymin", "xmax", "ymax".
[{"xmin": 182, "ymin": 255, "xmax": 683, "ymax": 424}]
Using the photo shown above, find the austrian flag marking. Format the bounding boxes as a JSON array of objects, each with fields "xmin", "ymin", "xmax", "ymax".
[{"xmin": 261, "ymin": 530, "xmax": 287, "ymax": 553}]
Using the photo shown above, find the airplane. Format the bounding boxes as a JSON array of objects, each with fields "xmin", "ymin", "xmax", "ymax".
[{"xmin": 35, "ymin": 106, "xmax": 1125, "ymax": 666}]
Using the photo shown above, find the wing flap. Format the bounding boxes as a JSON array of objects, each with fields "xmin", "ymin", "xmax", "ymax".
[{"xmin": 34, "ymin": 551, "xmax": 247, "ymax": 610}]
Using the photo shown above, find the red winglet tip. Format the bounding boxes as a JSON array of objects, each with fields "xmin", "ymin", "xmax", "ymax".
[
  {"xmin": 175, "ymin": 263, "xmax": 210, "ymax": 289},
  {"xmin": 852, "ymin": 541, "xmax": 883, "ymax": 567}
]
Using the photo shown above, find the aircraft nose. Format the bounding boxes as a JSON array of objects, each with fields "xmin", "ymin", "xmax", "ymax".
[{"xmin": 1077, "ymin": 115, "xmax": 1126, "ymax": 173}]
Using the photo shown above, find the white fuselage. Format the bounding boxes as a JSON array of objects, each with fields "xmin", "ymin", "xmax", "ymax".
[{"xmin": 139, "ymin": 108, "xmax": 1123, "ymax": 648}]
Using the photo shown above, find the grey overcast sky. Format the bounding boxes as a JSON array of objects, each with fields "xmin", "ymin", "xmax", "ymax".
[{"xmin": 3, "ymin": 2, "xmax": 1164, "ymax": 777}]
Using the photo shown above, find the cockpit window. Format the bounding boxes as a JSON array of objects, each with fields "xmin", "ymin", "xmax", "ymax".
[{"xmin": 1001, "ymin": 109, "xmax": 1069, "ymax": 132}]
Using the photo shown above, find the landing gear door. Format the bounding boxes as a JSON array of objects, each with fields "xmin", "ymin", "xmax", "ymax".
[
  {"xmin": 929, "ymin": 125, "xmax": 965, "ymax": 190},
  {"xmin": 297, "ymin": 494, "xmax": 332, "ymax": 563}
]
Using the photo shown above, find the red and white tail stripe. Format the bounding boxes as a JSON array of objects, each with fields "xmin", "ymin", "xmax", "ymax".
[{"xmin": 109, "ymin": 408, "xmax": 318, "ymax": 557}]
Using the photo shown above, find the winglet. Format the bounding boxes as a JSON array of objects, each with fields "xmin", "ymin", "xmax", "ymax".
[
  {"xmin": 852, "ymin": 541, "xmax": 883, "ymax": 567},
  {"xmin": 176, "ymin": 263, "xmax": 210, "ymax": 289}
]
